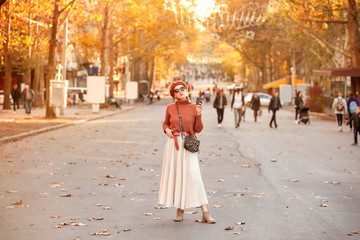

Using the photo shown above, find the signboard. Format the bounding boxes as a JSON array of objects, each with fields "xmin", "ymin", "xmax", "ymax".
[
  {"xmin": 87, "ymin": 76, "xmax": 105, "ymax": 103},
  {"xmin": 279, "ymin": 84, "xmax": 292, "ymax": 103},
  {"xmin": 126, "ymin": 81, "xmax": 138, "ymax": 100},
  {"xmin": 50, "ymin": 80, "xmax": 68, "ymax": 107}
]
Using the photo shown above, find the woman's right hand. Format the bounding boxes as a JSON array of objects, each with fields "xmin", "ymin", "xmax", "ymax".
[{"xmin": 165, "ymin": 128, "xmax": 174, "ymax": 138}]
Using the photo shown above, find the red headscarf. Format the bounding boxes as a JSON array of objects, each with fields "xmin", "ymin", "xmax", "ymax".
[{"xmin": 169, "ymin": 81, "xmax": 188, "ymax": 98}]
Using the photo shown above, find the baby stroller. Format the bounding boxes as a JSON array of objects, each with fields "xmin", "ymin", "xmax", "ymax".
[{"xmin": 299, "ymin": 105, "xmax": 310, "ymax": 124}]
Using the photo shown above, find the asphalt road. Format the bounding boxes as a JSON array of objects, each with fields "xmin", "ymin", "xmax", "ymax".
[{"xmin": 0, "ymin": 97, "xmax": 359, "ymax": 240}]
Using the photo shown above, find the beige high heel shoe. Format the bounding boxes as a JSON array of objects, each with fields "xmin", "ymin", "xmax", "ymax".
[
  {"xmin": 202, "ymin": 211, "xmax": 216, "ymax": 224},
  {"xmin": 173, "ymin": 208, "xmax": 184, "ymax": 222}
]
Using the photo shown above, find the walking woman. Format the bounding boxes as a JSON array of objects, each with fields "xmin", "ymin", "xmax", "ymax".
[
  {"xmin": 231, "ymin": 88, "xmax": 245, "ymax": 128},
  {"xmin": 250, "ymin": 91, "xmax": 261, "ymax": 122},
  {"xmin": 159, "ymin": 81, "xmax": 216, "ymax": 223}
]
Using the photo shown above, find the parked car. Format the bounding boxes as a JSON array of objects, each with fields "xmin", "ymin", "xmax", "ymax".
[{"xmin": 244, "ymin": 92, "xmax": 273, "ymax": 106}]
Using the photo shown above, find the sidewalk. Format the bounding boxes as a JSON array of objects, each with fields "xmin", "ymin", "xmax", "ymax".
[{"xmin": 0, "ymin": 104, "xmax": 136, "ymax": 144}]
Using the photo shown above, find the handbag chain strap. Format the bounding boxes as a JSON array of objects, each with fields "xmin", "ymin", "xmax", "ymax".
[{"xmin": 175, "ymin": 102, "xmax": 186, "ymax": 137}]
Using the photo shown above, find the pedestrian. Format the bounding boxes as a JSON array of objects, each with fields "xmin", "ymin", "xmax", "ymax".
[
  {"xmin": 346, "ymin": 106, "xmax": 360, "ymax": 145},
  {"xmin": 159, "ymin": 81, "xmax": 215, "ymax": 224},
  {"xmin": 250, "ymin": 91, "xmax": 261, "ymax": 122},
  {"xmin": 204, "ymin": 88, "xmax": 211, "ymax": 102},
  {"xmin": 78, "ymin": 90, "xmax": 84, "ymax": 103},
  {"xmin": 213, "ymin": 89, "xmax": 227, "ymax": 128},
  {"xmin": 295, "ymin": 91, "xmax": 304, "ymax": 123},
  {"xmin": 347, "ymin": 93, "xmax": 360, "ymax": 132},
  {"xmin": 332, "ymin": 92, "xmax": 348, "ymax": 132},
  {"xmin": 157, "ymin": 90, "xmax": 161, "ymax": 101},
  {"xmin": 11, "ymin": 84, "xmax": 21, "ymax": 113},
  {"xmin": 268, "ymin": 91, "xmax": 282, "ymax": 128},
  {"xmin": 231, "ymin": 88, "xmax": 245, "ymax": 128},
  {"xmin": 149, "ymin": 91, "xmax": 154, "ymax": 104},
  {"xmin": 22, "ymin": 85, "xmax": 34, "ymax": 115}
]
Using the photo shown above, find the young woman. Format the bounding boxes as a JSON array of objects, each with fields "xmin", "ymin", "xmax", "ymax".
[
  {"xmin": 250, "ymin": 91, "xmax": 261, "ymax": 122},
  {"xmin": 231, "ymin": 88, "xmax": 245, "ymax": 128},
  {"xmin": 268, "ymin": 91, "xmax": 282, "ymax": 128},
  {"xmin": 159, "ymin": 81, "xmax": 216, "ymax": 224},
  {"xmin": 295, "ymin": 91, "xmax": 304, "ymax": 123}
]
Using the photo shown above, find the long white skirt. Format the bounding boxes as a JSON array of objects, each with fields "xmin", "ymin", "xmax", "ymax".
[{"xmin": 158, "ymin": 137, "xmax": 208, "ymax": 209}]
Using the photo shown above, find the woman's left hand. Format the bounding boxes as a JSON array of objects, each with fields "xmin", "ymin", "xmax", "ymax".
[{"xmin": 196, "ymin": 100, "xmax": 203, "ymax": 115}]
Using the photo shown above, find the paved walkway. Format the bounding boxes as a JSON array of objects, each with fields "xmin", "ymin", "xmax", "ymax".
[{"xmin": 0, "ymin": 104, "xmax": 136, "ymax": 143}]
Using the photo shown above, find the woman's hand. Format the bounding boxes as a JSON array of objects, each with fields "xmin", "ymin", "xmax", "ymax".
[
  {"xmin": 196, "ymin": 100, "xmax": 203, "ymax": 115},
  {"xmin": 165, "ymin": 128, "xmax": 174, "ymax": 138}
]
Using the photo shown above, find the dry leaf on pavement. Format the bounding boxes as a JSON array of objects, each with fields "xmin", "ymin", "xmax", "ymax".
[
  {"xmin": 60, "ymin": 194, "xmax": 72, "ymax": 197},
  {"xmin": 11, "ymin": 200, "xmax": 22, "ymax": 205},
  {"xmin": 214, "ymin": 205, "xmax": 223, "ymax": 208},
  {"xmin": 225, "ymin": 226, "xmax": 234, "ymax": 230},
  {"xmin": 143, "ymin": 213, "xmax": 153, "ymax": 216}
]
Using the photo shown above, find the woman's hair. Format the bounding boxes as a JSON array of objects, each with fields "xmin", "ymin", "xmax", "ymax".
[{"xmin": 169, "ymin": 81, "xmax": 188, "ymax": 98}]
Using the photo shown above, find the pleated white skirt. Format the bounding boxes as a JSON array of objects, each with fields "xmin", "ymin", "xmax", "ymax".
[{"xmin": 158, "ymin": 137, "xmax": 208, "ymax": 209}]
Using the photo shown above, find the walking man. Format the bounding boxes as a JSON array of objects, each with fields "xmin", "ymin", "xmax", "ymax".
[
  {"xmin": 11, "ymin": 84, "xmax": 21, "ymax": 113},
  {"xmin": 268, "ymin": 91, "xmax": 282, "ymax": 128},
  {"xmin": 332, "ymin": 92, "xmax": 347, "ymax": 132},
  {"xmin": 213, "ymin": 89, "xmax": 227, "ymax": 128},
  {"xmin": 22, "ymin": 85, "xmax": 34, "ymax": 115},
  {"xmin": 231, "ymin": 88, "xmax": 245, "ymax": 128}
]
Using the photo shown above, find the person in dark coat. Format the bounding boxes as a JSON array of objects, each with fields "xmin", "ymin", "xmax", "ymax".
[
  {"xmin": 295, "ymin": 91, "xmax": 304, "ymax": 123},
  {"xmin": 213, "ymin": 89, "xmax": 227, "ymax": 128},
  {"xmin": 250, "ymin": 91, "xmax": 261, "ymax": 122},
  {"xmin": 268, "ymin": 91, "xmax": 282, "ymax": 128},
  {"xmin": 346, "ymin": 106, "xmax": 360, "ymax": 145},
  {"xmin": 346, "ymin": 93, "xmax": 360, "ymax": 131},
  {"xmin": 11, "ymin": 84, "xmax": 21, "ymax": 112}
]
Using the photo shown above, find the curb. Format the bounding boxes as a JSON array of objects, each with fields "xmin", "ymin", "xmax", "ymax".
[{"xmin": 0, "ymin": 106, "xmax": 137, "ymax": 144}]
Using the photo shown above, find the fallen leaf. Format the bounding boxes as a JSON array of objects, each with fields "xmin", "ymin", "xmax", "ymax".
[
  {"xmin": 320, "ymin": 203, "xmax": 329, "ymax": 207},
  {"xmin": 51, "ymin": 215, "xmax": 61, "ymax": 218},
  {"xmin": 88, "ymin": 217, "xmax": 104, "ymax": 221},
  {"xmin": 345, "ymin": 187, "xmax": 353, "ymax": 190},
  {"xmin": 103, "ymin": 207, "xmax": 111, "ymax": 210},
  {"xmin": 218, "ymin": 179, "xmax": 225, "ymax": 182},
  {"xmin": 352, "ymin": 230, "xmax": 359, "ymax": 234},
  {"xmin": 234, "ymin": 229, "xmax": 241, "ymax": 235},
  {"xmin": 122, "ymin": 228, "xmax": 131, "ymax": 232},
  {"xmin": 71, "ymin": 223, "xmax": 88, "ymax": 227},
  {"xmin": 60, "ymin": 194, "xmax": 72, "ymax": 197},
  {"xmin": 11, "ymin": 200, "xmax": 22, "ymax": 205},
  {"xmin": 96, "ymin": 203, "xmax": 102, "ymax": 206},
  {"xmin": 154, "ymin": 217, "xmax": 162, "ymax": 220},
  {"xmin": 271, "ymin": 159, "xmax": 277, "ymax": 162},
  {"xmin": 241, "ymin": 165, "xmax": 251, "ymax": 168},
  {"xmin": 5, "ymin": 190, "xmax": 18, "ymax": 193},
  {"xmin": 214, "ymin": 205, "xmax": 223, "ymax": 208},
  {"xmin": 119, "ymin": 178, "xmax": 127, "ymax": 180},
  {"xmin": 236, "ymin": 222, "xmax": 246, "ymax": 225},
  {"xmin": 225, "ymin": 226, "xmax": 234, "ymax": 230},
  {"xmin": 290, "ymin": 179, "xmax": 299, "ymax": 182},
  {"xmin": 154, "ymin": 206, "xmax": 167, "ymax": 209},
  {"xmin": 330, "ymin": 181, "xmax": 340, "ymax": 185},
  {"xmin": 91, "ymin": 229, "xmax": 111, "ymax": 236},
  {"xmin": 104, "ymin": 174, "xmax": 115, "ymax": 178},
  {"xmin": 307, "ymin": 171, "xmax": 313, "ymax": 174},
  {"xmin": 143, "ymin": 213, "xmax": 153, "ymax": 216}
]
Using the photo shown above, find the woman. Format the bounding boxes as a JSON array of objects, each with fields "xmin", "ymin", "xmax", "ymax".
[
  {"xmin": 295, "ymin": 91, "xmax": 304, "ymax": 123},
  {"xmin": 231, "ymin": 88, "xmax": 245, "ymax": 128},
  {"xmin": 250, "ymin": 91, "xmax": 261, "ymax": 122},
  {"xmin": 159, "ymin": 81, "xmax": 216, "ymax": 223}
]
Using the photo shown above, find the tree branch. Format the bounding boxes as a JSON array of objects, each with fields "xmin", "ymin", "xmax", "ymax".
[
  {"xmin": 59, "ymin": 0, "xmax": 75, "ymax": 15},
  {"xmin": 299, "ymin": 19, "xmax": 348, "ymax": 24}
]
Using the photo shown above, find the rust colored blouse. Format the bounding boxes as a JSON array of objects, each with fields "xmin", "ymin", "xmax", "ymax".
[{"xmin": 162, "ymin": 99, "xmax": 203, "ymax": 149}]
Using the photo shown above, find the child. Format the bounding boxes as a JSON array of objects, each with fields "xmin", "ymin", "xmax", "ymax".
[{"xmin": 347, "ymin": 106, "xmax": 360, "ymax": 145}]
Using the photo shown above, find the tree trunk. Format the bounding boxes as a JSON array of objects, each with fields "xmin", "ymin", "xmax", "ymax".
[
  {"xmin": 38, "ymin": 64, "xmax": 44, "ymax": 107},
  {"xmin": 45, "ymin": 0, "xmax": 60, "ymax": 118},
  {"xmin": 100, "ymin": 3, "xmax": 109, "ymax": 76},
  {"xmin": 33, "ymin": 57, "xmax": 39, "ymax": 107},
  {"xmin": 24, "ymin": 7, "xmax": 32, "ymax": 86},
  {"xmin": 149, "ymin": 56, "xmax": 155, "ymax": 89},
  {"xmin": 108, "ymin": 30, "xmax": 114, "ymax": 99},
  {"xmin": 2, "ymin": 1, "xmax": 12, "ymax": 110},
  {"xmin": 348, "ymin": 0, "xmax": 360, "ymax": 68}
]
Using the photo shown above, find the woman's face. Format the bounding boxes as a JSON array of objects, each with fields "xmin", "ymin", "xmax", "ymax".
[{"xmin": 174, "ymin": 85, "xmax": 187, "ymax": 100}]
